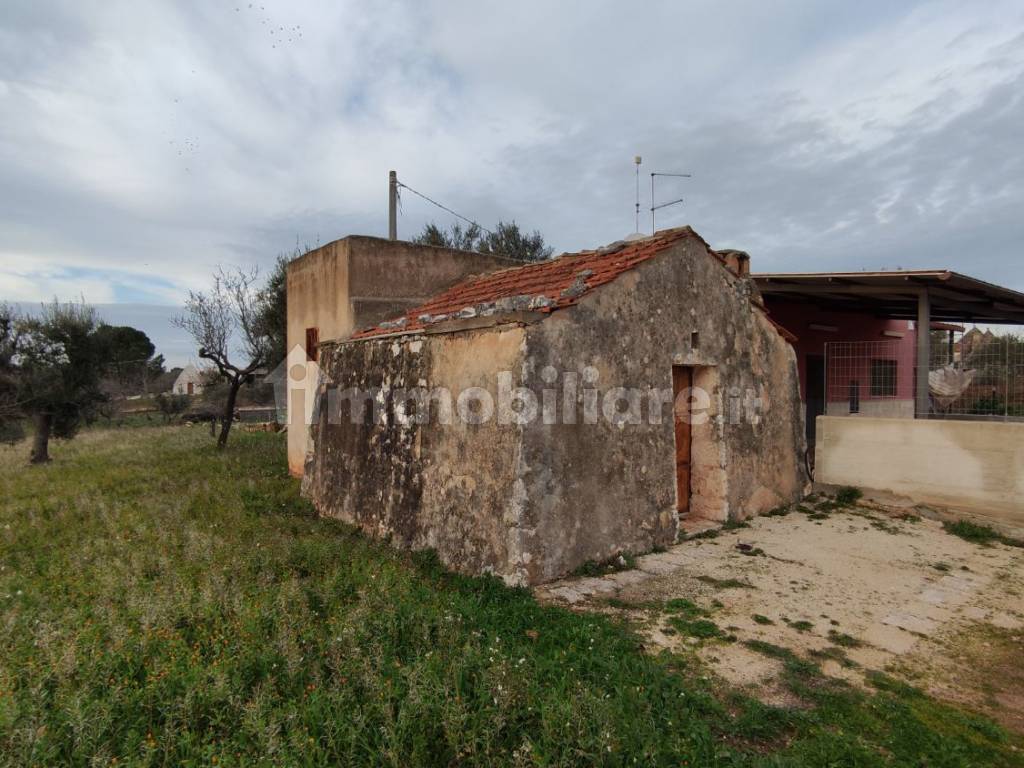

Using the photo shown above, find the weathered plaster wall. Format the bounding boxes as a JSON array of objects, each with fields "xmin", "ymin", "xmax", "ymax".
[
  {"xmin": 346, "ymin": 236, "xmax": 508, "ymax": 329},
  {"xmin": 285, "ymin": 237, "xmax": 509, "ymax": 476},
  {"xmin": 302, "ymin": 326, "xmax": 529, "ymax": 580},
  {"xmin": 514, "ymin": 241, "xmax": 807, "ymax": 581},
  {"xmin": 287, "ymin": 240, "xmax": 353, "ymax": 475}
]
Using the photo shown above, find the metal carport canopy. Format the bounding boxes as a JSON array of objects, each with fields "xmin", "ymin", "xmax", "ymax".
[{"xmin": 752, "ymin": 270, "xmax": 1024, "ymax": 325}]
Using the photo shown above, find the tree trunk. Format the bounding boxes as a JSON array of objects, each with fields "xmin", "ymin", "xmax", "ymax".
[
  {"xmin": 218, "ymin": 377, "xmax": 241, "ymax": 448},
  {"xmin": 29, "ymin": 412, "xmax": 52, "ymax": 464}
]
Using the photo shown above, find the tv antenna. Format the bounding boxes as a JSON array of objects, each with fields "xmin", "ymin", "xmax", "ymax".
[
  {"xmin": 650, "ymin": 171, "xmax": 692, "ymax": 234},
  {"xmin": 633, "ymin": 155, "xmax": 642, "ymax": 234}
]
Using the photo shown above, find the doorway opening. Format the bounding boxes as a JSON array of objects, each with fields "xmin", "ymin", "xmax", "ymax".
[
  {"xmin": 672, "ymin": 366, "xmax": 693, "ymax": 517},
  {"xmin": 672, "ymin": 364, "xmax": 727, "ymax": 530},
  {"xmin": 805, "ymin": 355, "xmax": 825, "ymax": 450}
]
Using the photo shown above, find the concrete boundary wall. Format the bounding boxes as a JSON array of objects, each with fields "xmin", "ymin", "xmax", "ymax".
[{"xmin": 815, "ymin": 416, "xmax": 1024, "ymax": 529}]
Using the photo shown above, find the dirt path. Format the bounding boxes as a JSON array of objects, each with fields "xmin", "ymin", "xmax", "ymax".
[{"xmin": 536, "ymin": 501, "xmax": 1024, "ymax": 729}]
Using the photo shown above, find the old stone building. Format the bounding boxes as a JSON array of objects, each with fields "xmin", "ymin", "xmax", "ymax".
[
  {"xmin": 171, "ymin": 363, "xmax": 205, "ymax": 396},
  {"xmin": 285, "ymin": 236, "xmax": 509, "ymax": 475},
  {"xmin": 301, "ymin": 227, "xmax": 808, "ymax": 584}
]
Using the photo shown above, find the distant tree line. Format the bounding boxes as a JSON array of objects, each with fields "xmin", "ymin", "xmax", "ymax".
[
  {"xmin": 93, "ymin": 324, "xmax": 167, "ymax": 394},
  {"xmin": 412, "ymin": 220, "xmax": 553, "ymax": 263},
  {"xmin": 0, "ymin": 221, "xmax": 552, "ymax": 458},
  {"xmin": 0, "ymin": 301, "xmax": 180, "ymax": 461}
]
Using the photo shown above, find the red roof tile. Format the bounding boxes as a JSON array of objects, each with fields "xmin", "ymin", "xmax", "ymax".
[{"xmin": 352, "ymin": 227, "xmax": 706, "ymax": 339}]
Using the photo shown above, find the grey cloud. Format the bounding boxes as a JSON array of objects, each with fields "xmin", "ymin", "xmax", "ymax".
[{"xmin": 0, "ymin": 0, "xmax": 1022, "ymax": 340}]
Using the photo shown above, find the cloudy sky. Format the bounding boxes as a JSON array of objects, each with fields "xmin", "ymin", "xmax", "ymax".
[{"xmin": 2, "ymin": 1, "xmax": 1023, "ymax": 362}]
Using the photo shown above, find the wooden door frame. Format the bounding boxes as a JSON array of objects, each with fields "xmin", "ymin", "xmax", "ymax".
[{"xmin": 672, "ymin": 365, "xmax": 693, "ymax": 515}]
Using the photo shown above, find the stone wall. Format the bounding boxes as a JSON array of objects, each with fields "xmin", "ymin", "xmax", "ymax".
[
  {"xmin": 303, "ymin": 239, "xmax": 808, "ymax": 584},
  {"xmin": 302, "ymin": 327, "xmax": 528, "ymax": 578},
  {"xmin": 513, "ymin": 240, "xmax": 808, "ymax": 582}
]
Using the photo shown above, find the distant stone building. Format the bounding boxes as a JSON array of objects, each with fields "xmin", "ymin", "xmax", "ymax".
[
  {"xmin": 301, "ymin": 227, "xmax": 808, "ymax": 585},
  {"xmin": 171, "ymin": 364, "xmax": 204, "ymax": 396}
]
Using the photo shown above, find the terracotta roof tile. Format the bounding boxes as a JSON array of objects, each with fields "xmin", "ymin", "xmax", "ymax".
[{"xmin": 352, "ymin": 227, "xmax": 704, "ymax": 339}]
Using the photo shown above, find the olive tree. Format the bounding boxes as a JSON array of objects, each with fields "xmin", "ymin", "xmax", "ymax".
[
  {"xmin": 6, "ymin": 301, "xmax": 107, "ymax": 463},
  {"xmin": 174, "ymin": 267, "xmax": 269, "ymax": 448},
  {"xmin": 412, "ymin": 220, "xmax": 553, "ymax": 262},
  {"xmin": 0, "ymin": 304, "xmax": 21, "ymax": 442}
]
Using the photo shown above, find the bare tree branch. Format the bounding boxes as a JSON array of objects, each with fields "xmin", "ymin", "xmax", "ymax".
[{"xmin": 173, "ymin": 266, "xmax": 269, "ymax": 447}]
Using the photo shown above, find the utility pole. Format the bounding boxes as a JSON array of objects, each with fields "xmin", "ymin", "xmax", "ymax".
[{"xmin": 388, "ymin": 170, "xmax": 398, "ymax": 241}]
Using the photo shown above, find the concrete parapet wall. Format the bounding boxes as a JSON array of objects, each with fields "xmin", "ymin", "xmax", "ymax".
[{"xmin": 815, "ymin": 415, "xmax": 1024, "ymax": 530}]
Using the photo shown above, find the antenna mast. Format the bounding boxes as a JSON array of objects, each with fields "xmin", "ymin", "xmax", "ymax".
[
  {"xmin": 650, "ymin": 171, "xmax": 692, "ymax": 234},
  {"xmin": 634, "ymin": 156, "xmax": 642, "ymax": 233},
  {"xmin": 388, "ymin": 170, "xmax": 398, "ymax": 240}
]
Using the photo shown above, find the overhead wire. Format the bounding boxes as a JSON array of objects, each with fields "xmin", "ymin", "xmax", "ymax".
[
  {"xmin": 393, "ymin": 176, "xmax": 548, "ymax": 264},
  {"xmin": 394, "ymin": 180, "xmax": 495, "ymax": 236}
]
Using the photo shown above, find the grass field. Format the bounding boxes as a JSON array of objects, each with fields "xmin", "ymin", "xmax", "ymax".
[{"xmin": 1, "ymin": 426, "xmax": 1022, "ymax": 766}]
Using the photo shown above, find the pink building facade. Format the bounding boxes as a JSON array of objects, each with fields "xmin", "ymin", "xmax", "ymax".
[{"xmin": 763, "ymin": 298, "xmax": 918, "ymax": 444}]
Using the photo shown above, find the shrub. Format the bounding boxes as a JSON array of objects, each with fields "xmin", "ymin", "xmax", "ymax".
[
  {"xmin": 573, "ymin": 551, "xmax": 636, "ymax": 577},
  {"xmin": 835, "ymin": 486, "xmax": 863, "ymax": 506},
  {"xmin": 943, "ymin": 520, "xmax": 1024, "ymax": 548},
  {"xmin": 155, "ymin": 392, "xmax": 190, "ymax": 422},
  {"xmin": 828, "ymin": 630, "xmax": 863, "ymax": 648},
  {"xmin": 0, "ymin": 418, "xmax": 25, "ymax": 446},
  {"xmin": 669, "ymin": 616, "xmax": 725, "ymax": 639}
]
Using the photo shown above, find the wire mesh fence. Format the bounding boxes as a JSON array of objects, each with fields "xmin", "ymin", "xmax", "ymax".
[
  {"xmin": 945, "ymin": 332, "xmax": 1024, "ymax": 419},
  {"xmin": 823, "ymin": 340, "xmax": 915, "ymax": 418},
  {"xmin": 824, "ymin": 331, "xmax": 1024, "ymax": 420}
]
